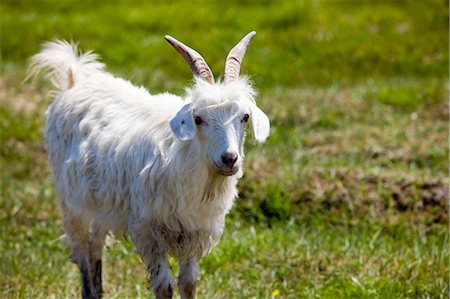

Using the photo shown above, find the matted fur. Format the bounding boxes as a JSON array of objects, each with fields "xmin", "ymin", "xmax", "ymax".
[{"xmin": 30, "ymin": 39, "xmax": 269, "ymax": 298}]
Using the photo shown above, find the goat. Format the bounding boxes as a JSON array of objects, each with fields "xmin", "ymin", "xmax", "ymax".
[{"xmin": 29, "ymin": 31, "xmax": 269, "ymax": 299}]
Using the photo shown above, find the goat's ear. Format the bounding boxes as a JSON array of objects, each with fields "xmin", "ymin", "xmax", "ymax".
[
  {"xmin": 170, "ymin": 104, "xmax": 196, "ymax": 141},
  {"xmin": 250, "ymin": 104, "xmax": 270, "ymax": 142}
]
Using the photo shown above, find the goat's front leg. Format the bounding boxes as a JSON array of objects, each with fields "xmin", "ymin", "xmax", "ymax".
[
  {"xmin": 147, "ymin": 254, "xmax": 174, "ymax": 299},
  {"xmin": 131, "ymin": 225, "xmax": 174, "ymax": 299},
  {"xmin": 178, "ymin": 262, "xmax": 200, "ymax": 299}
]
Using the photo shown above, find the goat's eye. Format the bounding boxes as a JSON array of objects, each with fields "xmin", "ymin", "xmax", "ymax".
[
  {"xmin": 194, "ymin": 116, "xmax": 203, "ymax": 125},
  {"xmin": 242, "ymin": 113, "xmax": 250, "ymax": 123}
]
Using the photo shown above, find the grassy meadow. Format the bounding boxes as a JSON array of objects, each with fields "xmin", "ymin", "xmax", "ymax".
[{"xmin": 0, "ymin": 0, "xmax": 448, "ymax": 298}]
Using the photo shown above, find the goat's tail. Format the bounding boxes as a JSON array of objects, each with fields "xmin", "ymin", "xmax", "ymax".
[{"xmin": 27, "ymin": 40, "xmax": 105, "ymax": 92}]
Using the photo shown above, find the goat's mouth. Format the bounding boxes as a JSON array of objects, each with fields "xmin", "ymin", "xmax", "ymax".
[{"xmin": 213, "ymin": 163, "xmax": 239, "ymax": 176}]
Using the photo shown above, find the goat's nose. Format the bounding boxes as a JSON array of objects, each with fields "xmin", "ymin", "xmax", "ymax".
[{"xmin": 221, "ymin": 152, "xmax": 238, "ymax": 168}]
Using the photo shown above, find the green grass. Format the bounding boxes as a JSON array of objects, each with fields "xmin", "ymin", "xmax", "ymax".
[{"xmin": 0, "ymin": 0, "xmax": 448, "ymax": 298}]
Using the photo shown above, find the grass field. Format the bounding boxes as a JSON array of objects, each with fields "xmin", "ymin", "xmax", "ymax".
[{"xmin": 0, "ymin": 0, "xmax": 448, "ymax": 298}]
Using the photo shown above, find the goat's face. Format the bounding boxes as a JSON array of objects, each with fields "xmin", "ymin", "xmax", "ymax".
[
  {"xmin": 167, "ymin": 32, "xmax": 269, "ymax": 176},
  {"xmin": 193, "ymin": 101, "xmax": 248, "ymax": 176},
  {"xmin": 169, "ymin": 80, "xmax": 270, "ymax": 177}
]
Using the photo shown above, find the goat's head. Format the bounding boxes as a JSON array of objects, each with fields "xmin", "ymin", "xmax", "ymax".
[{"xmin": 166, "ymin": 32, "xmax": 270, "ymax": 176}]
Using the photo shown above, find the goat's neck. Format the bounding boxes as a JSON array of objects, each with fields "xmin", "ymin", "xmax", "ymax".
[
  {"xmin": 169, "ymin": 139, "xmax": 237, "ymax": 198},
  {"xmin": 163, "ymin": 139, "xmax": 239, "ymax": 232}
]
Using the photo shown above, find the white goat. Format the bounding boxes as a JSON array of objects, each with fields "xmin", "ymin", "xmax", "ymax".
[{"xmin": 29, "ymin": 32, "xmax": 269, "ymax": 299}]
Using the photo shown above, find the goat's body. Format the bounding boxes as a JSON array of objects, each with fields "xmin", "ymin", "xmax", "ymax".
[{"xmin": 46, "ymin": 67, "xmax": 236, "ymax": 251}]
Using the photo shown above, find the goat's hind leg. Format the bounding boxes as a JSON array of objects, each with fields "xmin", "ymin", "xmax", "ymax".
[
  {"xmin": 62, "ymin": 206, "xmax": 98, "ymax": 299},
  {"xmin": 89, "ymin": 222, "xmax": 108, "ymax": 298}
]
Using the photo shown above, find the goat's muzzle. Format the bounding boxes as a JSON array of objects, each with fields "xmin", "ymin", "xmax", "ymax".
[{"xmin": 214, "ymin": 151, "xmax": 239, "ymax": 176}]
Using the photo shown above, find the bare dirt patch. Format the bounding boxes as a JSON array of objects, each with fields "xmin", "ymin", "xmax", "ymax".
[{"xmin": 301, "ymin": 171, "xmax": 449, "ymax": 224}]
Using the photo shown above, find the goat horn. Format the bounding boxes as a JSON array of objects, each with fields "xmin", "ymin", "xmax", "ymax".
[
  {"xmin": 165, "ymin": 35, "xmax": 214, "ymax": 84},
  {"xmin": 224, "ymin": 31, "xmax": 256, "ymax": 84}
]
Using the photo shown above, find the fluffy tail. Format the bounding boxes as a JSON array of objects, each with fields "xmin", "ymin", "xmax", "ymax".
[{"xmin": 27, "ymin": 40, "xmax": 105, "ymax": 92}]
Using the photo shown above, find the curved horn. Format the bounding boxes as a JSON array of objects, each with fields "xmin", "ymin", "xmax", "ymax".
[
  {"xmin": 224, "ymin": 31, "xmax": 256, "ymax": 84},
  {"xmin": 165, "ymin": 35, "xmax": 214, "ymax": 84}
]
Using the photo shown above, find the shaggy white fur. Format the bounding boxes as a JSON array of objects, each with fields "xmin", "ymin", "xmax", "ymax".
[{"xmin": 30, "ymin": 36, "xmax": 269, "ymax": 299}]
